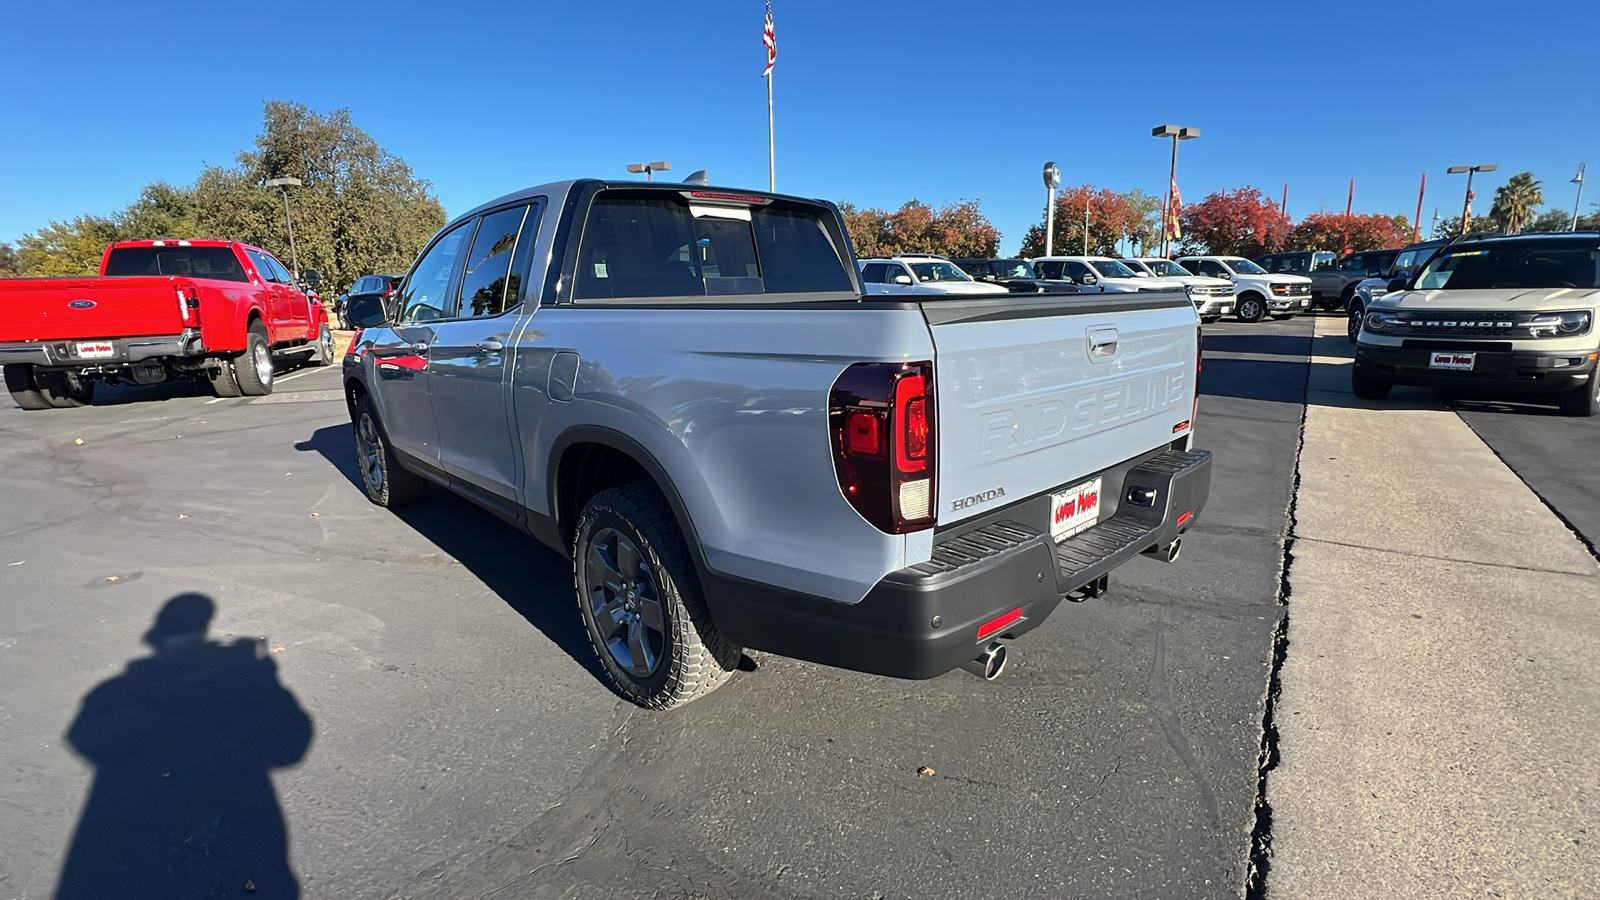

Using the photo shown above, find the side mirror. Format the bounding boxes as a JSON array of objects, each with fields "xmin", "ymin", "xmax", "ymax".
[
  {"xmin": 1386, "ymin": 277, "xmax": 1409, "ymax": 293},
  {"xmin": 1079, "ymin": 274, "xmax": 1098, "ymax": 285},
  {"xmin": 345, "ymin": 294, "xmax": 392, "ymax": 328},
  {"xmin": 303, "ymin": 269, "xmax": 323, "ymax": 289},
  {"xmin": 893, "ymin": 274, "xmax": 913, "ymax": 285}
]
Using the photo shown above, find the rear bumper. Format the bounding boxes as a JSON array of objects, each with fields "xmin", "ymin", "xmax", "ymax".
[
  {"xmin": 0, "ymin": 331, "xmax": 203, "ymax": 368},
  {"xmin": 706, "ymin": 448, "xmax": 1213, "ymax": 679},
  {"xmin": 1356, "ymin": 342, "xmax": 1599, "ymax": 394}
]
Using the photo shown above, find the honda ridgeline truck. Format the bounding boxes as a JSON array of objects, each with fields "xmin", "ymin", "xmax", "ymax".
[
  {"xmin": 1354, "ymin": 232, "xmax": 1600, "ymax": 416},
  {"xmin": 342, "ymin": 180, "xmax": 1213, "ymax": 708},
  {"xmin": 1, "ymin": 240, "xmax": 334, "ymax": 408}
]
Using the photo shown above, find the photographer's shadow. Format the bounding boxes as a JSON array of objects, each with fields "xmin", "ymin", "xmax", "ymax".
[{"xmin": 56, "ymin": 594, "xmax": 313, "ymax": 900}]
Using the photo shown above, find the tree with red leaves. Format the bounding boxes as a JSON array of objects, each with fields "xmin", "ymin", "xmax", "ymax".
[
  {"xmin": 1177, "ymin": 187, "xmax": 1290, "ymax": 257},
  {"xmin": 838, "ymin": 199, "xmax": 1000, "ymax": 259},
  {"xmin": 1289, "ymin": 213, "xmax": 1411, "ymax": 253},
  {"xmin": 1017, "ymin": 186, "xmax": 1153, "ymax": 258}
]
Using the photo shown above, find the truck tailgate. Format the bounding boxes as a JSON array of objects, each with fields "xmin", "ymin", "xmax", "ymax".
[
  {"xmin": 0, "ymin": 277, "xmax": 186, "ymax": 342},
  {"xmin": 923, "ymin": 293, "xmax": 1198, "ymax": 526}
]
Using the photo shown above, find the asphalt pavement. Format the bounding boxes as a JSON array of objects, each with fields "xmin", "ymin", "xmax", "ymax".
[{"xmin": 0, "ymin": 322, "xmax": 1310, "ymax": 900}]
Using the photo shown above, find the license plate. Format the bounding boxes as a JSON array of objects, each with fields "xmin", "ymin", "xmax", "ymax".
[
  {"xmin": 1429, "ymin": 351, "xmax": 1475, "ymax": 371},
  {"xmin": 75, "ymin": 341, "xmax": 115, "ymax": 359},
  {"xmin": 1300, "ymin": 298, "xmax": 1310, "ymax": 307},
  {"xmin": 1051, "ymin": 477, "xmax": 1103, "ymax": 543}
]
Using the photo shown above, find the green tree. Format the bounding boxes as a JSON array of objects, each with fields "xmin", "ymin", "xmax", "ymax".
[
  {"xmin": 14, "ymin": 215, "xmax": 122, "ymax": 276},
  {"xmin": 0, "ymin": 242, "xmax": 21, "ymax": 277},
  {"xmin": 1526, "ymin": 208, "xmax": 1578, "ymax": 232},
  {"xmin": 1489, "ymin": 171, "xmax": 1543, "ymax": 235}
]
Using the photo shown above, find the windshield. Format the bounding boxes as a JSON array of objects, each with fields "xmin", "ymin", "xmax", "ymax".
[
  {"xmin": 909, "ymin": 261, "xmax": 974, "ymax": 282},
  {"xmin": 1142, "ymin": 259, "xmax": 1188, "ymax": 278},
  {"xmin": 1414, "ymin": 241, "xmax": 1600, "ymax": 290},
  {"xmin": 992, "ymin": 259, "xmax": 1034, "ymax": 278},
  {"xmin": 1224, "ymin": 258, "xmax": 1269, "ymax": 275},
  {"xmin": 1091, "ymin": 260, "xmax": 1138, "ymax": 278}
]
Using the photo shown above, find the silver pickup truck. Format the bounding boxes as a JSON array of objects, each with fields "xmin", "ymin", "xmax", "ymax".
[{"xmin": 341, "ymin": 179, "xmax": 1213, "ymax": 709}]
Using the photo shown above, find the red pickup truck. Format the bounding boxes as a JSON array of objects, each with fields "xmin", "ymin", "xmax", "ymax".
[{"xmin": 0, "ymin": 240, "xmax": 333, "ymax": 409}]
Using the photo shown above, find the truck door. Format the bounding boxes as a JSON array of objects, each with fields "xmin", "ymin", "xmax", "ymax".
[
  {"xmin": 262, "ymin": 254, "xmax": 311, "ymax": 334},
  {"xmin": 373, "ymin": 223, "xmax": 471, "ymax": 464},
  {"xmin": 428, "ymin": 203, "xmax": 542, "ymax": 511}
]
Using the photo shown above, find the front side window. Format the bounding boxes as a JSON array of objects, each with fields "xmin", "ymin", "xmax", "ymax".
[
  {"xmin": 396, "ymin": 224, "xmax": 469, "ymax": 323},
  {"xmin": 1195, "ymin": 260, "xmax": 1228, "ymax": 278},
  {"xmin": 1034, "ymin": 260, "xmax": 1065, "ymax": 280},
  {"xmin": 1415, "ymin": 242, "xmax": 1600, "ymax": 290},
  {"xmin": 1065, "ymin": 261, "xmax": 1094, "ymax": 282},
  {"xmin": 264, "ymin": 255, "xmax": 294, "ymax": 284},
  {"xmin": 457, "ymin": 205, "xmax": 534, "ymax": 317},
  {"xmin": 1226, "ymin": 258, "xmax": 1269, "ymax": 276},
  {"xmin": 995, "ymin": 260, "xmax": 1033, "ymax": 278},
  {"xmin": 1145, "ymin": 259, "xmax": 1186, "ymax": 278}
]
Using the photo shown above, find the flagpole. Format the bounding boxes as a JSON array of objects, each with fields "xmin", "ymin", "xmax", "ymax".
[{"xmin": 766, "ymin": 70, "xmax": 775, "ymax": 192}]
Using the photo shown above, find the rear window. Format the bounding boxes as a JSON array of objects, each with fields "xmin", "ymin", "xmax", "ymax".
[
  {"xmin": 1415, "ymin": 241, "xmax": 1600, "ymax": 290},
  {"xmin": 573, "ymin": 193, "xmax": 855, "ymax": 300},
  {"xmin": 104, "ymin": 246, "xmax": 248, "ymax": 282}
]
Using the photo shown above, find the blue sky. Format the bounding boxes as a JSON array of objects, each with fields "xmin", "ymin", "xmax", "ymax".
[{"xmin": 2, "ymin": 0, "xmax": 1596, "ymax": 254}]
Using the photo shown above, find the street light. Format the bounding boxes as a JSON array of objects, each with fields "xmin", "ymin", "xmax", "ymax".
[
  {"xmin": 263, "ymin": 176, "xmax": 302, "ymax": 281},
  {"xmin": 1445, "ymin": 163, "xmax": 1497, "ymax": 235},
  {"xmin": 1042, "ymin": 161, "xmax": 1060, "ymax": 256},
  {"xmin": 626, "ymin": 161, "xmax": 672, "ymax": 182},
  {"xmin": 1571, "ymin": 163, "xmax": 1587, "ymax": 231},
  {"xmin": 1152, "ymin": 125, "xmax": 1200, "ymax": 257}
]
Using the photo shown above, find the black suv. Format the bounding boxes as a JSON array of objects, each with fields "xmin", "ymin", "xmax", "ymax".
[
  {"xmin": 1344, "ymin": 240, "xmax": 1447, "ymax": 342},
  {"xmin": 336, "ymin": 274, "xmax": 404, "ymax": 328}
]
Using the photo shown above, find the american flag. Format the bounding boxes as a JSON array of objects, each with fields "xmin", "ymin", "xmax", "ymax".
[{"xmin": 762, "ymin": 3, "xmax": 776, "ymax": 78}]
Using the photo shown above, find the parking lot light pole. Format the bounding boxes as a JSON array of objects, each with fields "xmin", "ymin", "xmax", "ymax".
[
  {"xmin": 263, "ymin": 177, "xmax": 303, "ymax": 280},
  {"xmin": 626, "ymin": 161, "xmax": 672, "ymax": 182},
  {"xmin": 1152, "ymin": 125, "xmax": 1199, "ymax": 257},
  {"xmin": 1446, "ymin": 164, "xmax": 1497, "ymax": 234},
  {"xmin": 1572, "ymin": 164, "xmax": 1587, "ymax": 231},
  {"xmin": 1043, "ymin": 161, "xmax": 1060, "ymax": 257}
]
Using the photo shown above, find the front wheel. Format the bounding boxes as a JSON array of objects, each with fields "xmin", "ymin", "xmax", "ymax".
[
  {"xmin": 4, "ymin": 364, "xmax": 54, "ymax": 410},
  {"xmin": 574, "ymin": 482, "xmax": 741, "ymax": 710},
  {"xmin": 309, "ymin": 323, "xmax": 335, "ymax": 367},
  {"xmin": 1351, "ymin": 362, "xmax": 1392, "ymax": 400},
  {"xmin": 1235, "ymin": 293, "xmax": 1267, "ymax": 323},
  {"xmin": 1557, "ymin": 374, "xmax": 1600, "ymax": 417},
  {"xmin": 1347, "ymin": 301, "xmax": 1365, "ymax": 344}
]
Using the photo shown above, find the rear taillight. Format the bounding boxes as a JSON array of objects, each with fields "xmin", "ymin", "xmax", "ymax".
[
  {"xmin": 829, "ymin": 361, "xmax": 936, "ymax": 533},
  {"xmin": 175, "ymin": 285, "xmax": 201, "ymax": 328}
]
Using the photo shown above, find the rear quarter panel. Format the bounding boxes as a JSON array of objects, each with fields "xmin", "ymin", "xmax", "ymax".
[{"xmin": 514, "ymin": 305, "xmax": 937, "ymax": 605}]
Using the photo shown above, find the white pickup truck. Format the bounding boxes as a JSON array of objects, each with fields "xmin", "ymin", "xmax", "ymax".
[{"xmin": 342, "ymin": 179, "xmax": 1213, "ymax": 708}]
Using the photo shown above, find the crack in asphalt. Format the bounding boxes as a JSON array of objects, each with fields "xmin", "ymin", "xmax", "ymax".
[
  {"xmin": 1147, "ymin": 624, "xmax": 1221, "ymax": 828},
  {"xmin": 1293, "ymin": 534, "xmax": 1597, "ymax": 578}
]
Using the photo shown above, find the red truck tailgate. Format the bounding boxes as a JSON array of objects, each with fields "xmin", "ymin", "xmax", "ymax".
[{"xmin": 0, "ymin": 277, "xmax": 186, "ymax": 342}]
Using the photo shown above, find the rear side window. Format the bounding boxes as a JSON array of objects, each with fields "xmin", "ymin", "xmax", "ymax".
[
  {"xmin": 1035, "ymin": 260, "xmax": 1065, "ymax": 280},
  {"xmin": 573, "ymin": 193, "xmax": 853, "ymax": 300},
  {"xmin": 457, "ymin": 204, "xmax": 539, "ymax": 317},
  {"xmin": 104, "ymin": 246, "xmax": 249, "ymax": 282},
  {"xmin": 860, "ymin": 263, "xmax": 889, "ymax": 284}
]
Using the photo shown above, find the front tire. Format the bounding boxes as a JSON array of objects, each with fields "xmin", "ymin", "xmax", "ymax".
[
  {"xmin": 34, "ymin": 369, "xmax": 95, "ymax": 408},
  {"xmin": 309, "ymin": 323, "xmax": 335, "ymax": 367},
  {"xmin": 1557, "ymin": 374, "xmax": 1600, "ymax": 417},
  {"xmin": 353, "ymin": 395, "xmax": 425, "ymax": 507},
  {"xmin": 4, "ymin": 364, "xmax": 54, "ymax": 410},
  {"xmin": 574, "ymin": 482, "xmax": 741, "ymax": 710},
  {"xmin": 1351, "ymin": 362, "xmax": 1393, "ymax": 400},
  {"xmin": 1236, "ymin": 293, "xmax": 1267, "ymax": 323},
  {"xmin": 1347, "ymin": 301, "xmax": 1365, "ymax": 344},
  {"xmin": 232, "ymin": 323, "xmax": 275, "ymax": 396}
]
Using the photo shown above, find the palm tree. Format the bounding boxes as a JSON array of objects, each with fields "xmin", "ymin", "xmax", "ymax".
[{"xmin": 1490, "ymin": 172, "xmax": 1544, "ymax": 234}]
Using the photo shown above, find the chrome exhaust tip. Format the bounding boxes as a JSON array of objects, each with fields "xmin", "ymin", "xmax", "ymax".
[
  {"xmin": 960, "ymin": 642, "xmax": 1008, "ymax": 681},
  {"xmin": 1143, "ymin": 538, "xmax": 1182, "ymax": 564}
]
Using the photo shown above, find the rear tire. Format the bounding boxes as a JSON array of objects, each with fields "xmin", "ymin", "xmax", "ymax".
[
  {"xmin": 353, "ymin": 395, "xmax": 425, "ymax": 507},
  {"xmin": 1236, "ymin": 293, "xmax": 1267, "ymax": 323},
  {"xmin": 574, "ymin": 482, "xmax": 741, "ymax": 710},
  {"xmin": 232, "ymin": 323, "xmax": 275, "ymax": 396},
  {"xmin": 1351, "ymin": 362, "xmax": 1393, "ymax": 400},
  {"xmin": 34, "ymin": 369, "xmax": 95, "ymax": 408},
  {"xmin": 1557, "ymin": 375, "xmax": 1600, "ymax": 418},
  {"xmin": 4, "ymin": 364, "xmax": 53, "ymax": 411}
]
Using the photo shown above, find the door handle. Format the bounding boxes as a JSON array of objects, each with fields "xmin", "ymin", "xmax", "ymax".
[
  {"xmin": 409, "ymin": 342, "xmax": 429, "ymax": 354},
  {"xmin": 1087, "ymin": 327, "xmax": 1119, "ymax": 360},
  {"xmin": 476, "ymin": 338, "xmax": 505, "ymax": 353}
]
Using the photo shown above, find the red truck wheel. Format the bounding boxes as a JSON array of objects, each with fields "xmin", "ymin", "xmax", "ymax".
[
  {"xmin": 34, "ymin": 370, "xmax": 95, "ymax": 408},
  {"xmin": 4, "ymin": 365, "xmax": 54, "ymax": 411}
]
